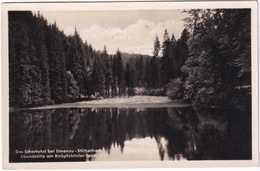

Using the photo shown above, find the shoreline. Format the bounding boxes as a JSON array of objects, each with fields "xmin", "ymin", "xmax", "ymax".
[{"xmin": 16, "ymin": 96, "xmax": 192, "ymax": 111}]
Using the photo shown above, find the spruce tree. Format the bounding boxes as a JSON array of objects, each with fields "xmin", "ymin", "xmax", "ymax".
[
  {"xmin": 116, "ymin": 50, "xmax": 124, "ymax": 96},
  {"xmin": 144, "ymin": 58, "xmax": 152, "ymax": 89},
  {"xmin": 153, "ymin": 35, "xmax": 160, "ymax": 57},
  {"xmin": 181, "ymin": 9, "xmax": 251, "ymax": 110},
  {"xmin": 125, "ymin": 63, "xmax": 134, "ymax": 97},
  {"xmin": 161, "ymin": 29, "xmax": 175, "ymax": 85},
  {"xmin": 112, "ymin": 55, "xmax": 118, "ymax": 97}
]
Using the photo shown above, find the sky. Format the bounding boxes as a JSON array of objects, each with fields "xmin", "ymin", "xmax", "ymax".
[{"xmin": 39, "ymin": 10, "xmax": 188, "ymax": 55}]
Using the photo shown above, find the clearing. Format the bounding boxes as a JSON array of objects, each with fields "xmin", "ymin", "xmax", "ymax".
[{"xmin": 23, "ymin": 96, "xmax": 191, "ymax": 110}]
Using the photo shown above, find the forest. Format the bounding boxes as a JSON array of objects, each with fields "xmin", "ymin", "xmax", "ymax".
[{"xmin": 9, "ymin": 9, "xmax": 251, "ymax": 111}]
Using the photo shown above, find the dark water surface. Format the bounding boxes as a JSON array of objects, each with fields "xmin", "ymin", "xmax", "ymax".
[{"xmin": 9, "ymin": 107, "xmax": 251, "ymax": 162}]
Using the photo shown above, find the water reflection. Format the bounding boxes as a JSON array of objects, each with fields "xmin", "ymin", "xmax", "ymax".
[{"xmin": 9, "ymin": 107, "xmax": 251, "ymax": 162}]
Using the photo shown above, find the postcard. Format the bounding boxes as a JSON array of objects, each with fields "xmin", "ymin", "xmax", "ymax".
[{"xmin": 1, "ymin": 1, "xmax": 258, "ymax": 169}]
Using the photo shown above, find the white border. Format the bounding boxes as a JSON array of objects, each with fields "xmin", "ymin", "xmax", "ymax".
[{"xmin": 1, "ymin": 1, "xmax": 258, "ymax": 170}]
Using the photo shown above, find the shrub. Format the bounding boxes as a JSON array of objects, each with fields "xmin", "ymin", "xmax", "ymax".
[
  {"xmin": 167, "ymin": 78, "xmax": 184, "ymax": 100},
  {"xmin": 134, "ymin": 87, "xmax": 166, "ymax": 96}
]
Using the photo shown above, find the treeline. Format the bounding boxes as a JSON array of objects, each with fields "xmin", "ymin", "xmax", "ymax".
[
  {"xmin": 9, "ymin": 11, "xmax": 95, "ymax": 107},
  {"xmin": 9, "ymin": 9, "xmax": 251, "ymax": 110},
  {"xmin": 89, "ymin": 28, "xmax": 190, "ymax": 97},
  {"xmin": 9, "ymin": 11, "xmax": 189, "ymax": 108},
  {"xmin": 167, "ymin": 9, "xmax": 251, "ymax": 111},
  {"xmin": 145, "ymin": 29, "xmax": 189, "ymax": 89}
]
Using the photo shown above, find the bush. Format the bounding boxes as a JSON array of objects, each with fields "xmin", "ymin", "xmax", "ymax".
[
  {"xmin": 193, "ymin": 87, "xmax": 215, "ymax": 106},
  {"xmin": 134, "ymin": 87, "xmax": 166, "ymax": 96},
  {"xmin": 147, "ymin": 88, "xmax": 166, "ymax": 96},
  {"xmin": 167, "ymin": 78, "xmax": 184, "ymax": 100}
]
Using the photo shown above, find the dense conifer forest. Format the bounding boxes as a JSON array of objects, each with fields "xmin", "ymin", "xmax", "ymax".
[{"xmin": 9, "ymin": 9, "xmax": 251, "ymax": 111}]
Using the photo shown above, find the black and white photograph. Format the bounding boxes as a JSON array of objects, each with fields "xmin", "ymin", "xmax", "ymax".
[{"xmin": 1, "ymin": 1, "xmax": 258, "ymax": 169}]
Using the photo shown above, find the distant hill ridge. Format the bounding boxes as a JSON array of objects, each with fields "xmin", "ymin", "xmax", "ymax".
[{"xmin": 121, "ymin": 52, "xmax": 152, "ymax": 67}]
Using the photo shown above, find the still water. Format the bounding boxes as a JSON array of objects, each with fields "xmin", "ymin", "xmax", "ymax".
[{"xmin": 9, "ymin": 107, "xmax": 251, "ymax": 162}]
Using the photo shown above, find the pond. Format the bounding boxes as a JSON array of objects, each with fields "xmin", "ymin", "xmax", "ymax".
[{"xmin": 9, "ymin": 107, "xmax": 251, "ymax": 162}]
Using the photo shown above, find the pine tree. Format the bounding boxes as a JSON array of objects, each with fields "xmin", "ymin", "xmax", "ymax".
[
  {"xmin": 91, "ymin": 54, "xmax": 105, "ymax": 98},
  {"xmin": 150, "ymin": 36, "xmax": 162, "ymax": 88},
  {"xmin": 135, "ymin": 55, "xmax": 144, "ymax": 87},
  {"xmin": 153, "ymin": 35, "xmax": 160, "ymax": 57},
  {"xmin": 179, "ymin": 29, "xmax": 189, "ymax": 67},
  {"xmin": 65, "ymin": 71, "xmax": 80, "ymax": 100},
  {"xmin": 46, "ymin": 24, "xmax": 71, "ymax": 103},
  {"xmin": 9, "ymin": 11, "xmax": 100, "ymax": 107},
  {"xmin": 112, "ymin": 55, "xmax": 118, "ymax": 97},
  {"xmin": 166, "ymin": 28, "xmax": 190, "ymax": 101},
  {"xmin": 125, "ymin": 63, "xmax": 134, "ymax": 97},
  {"xmin": 144, "ymin": 58, "xmax": 152, "ymax": 88},
  {"xmin": 32, "ymin": 14, "xmax": 52, "ymax": 105},
  {"xmin": 161, "ymin": 29, "xmax": 175, "ymax": 85},
  {"xmin": 102, "ymin": 45, "xmax": 112, "ymax": 98},
  {"xmin": 66, "ymin": 28, "xmax": 86, "ymax": 97},
  {"xmin": 181, "ymin": 9, "xmax": 251, "ymax": 110},
  {"xmin": 116, "ymin": 50, "xmax": 124, "ymax": 96},
  {"xmin": 9, "ymin": 25, "xmax": 36, "ymax": 107},
  {"xmin": 9, "ymin": 11, "xmax": 48, "ymax": 107}
]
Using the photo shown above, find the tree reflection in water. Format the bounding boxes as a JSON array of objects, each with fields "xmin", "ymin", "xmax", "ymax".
[{"xmin": 10, "ymin": 107, "xmax": 251, "ymax": 162}]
